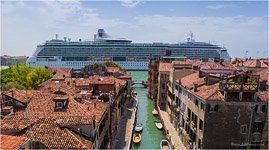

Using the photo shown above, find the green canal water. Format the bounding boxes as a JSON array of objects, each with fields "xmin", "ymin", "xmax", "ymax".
[{"xmin": 129, "ymin": 71, "xmax": 165, "ymax": 149}]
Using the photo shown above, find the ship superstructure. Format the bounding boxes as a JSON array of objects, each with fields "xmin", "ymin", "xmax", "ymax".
[{"xmin": 27, "ymin": 29, "xmax": 230, "ymax": 70}]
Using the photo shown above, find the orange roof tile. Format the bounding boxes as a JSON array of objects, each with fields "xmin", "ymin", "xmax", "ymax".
[
  {"xmin": 0, "ymin": 134, "xmax": 29, "ymax": 149},
  {"xmin": 243, "ymin": 59, "xmax": 269, "ymax": 68},
  {"xmin": 24, "ymin": 118, "xmax": 90, "ymax": 149},
  {"xmin": 159, "ymin": 62, "xmax": 171, "ymax": 72},
  {"xmin": 2, "ymin": 88, "xmax": 35, "ymax": 104},
  {"xmin": 255, "ymin": 68, "xmax": 269, "ymax": 82},
  {"xmin": 181, "ymin": 73, "xmax": 205, "ymax": 89}
]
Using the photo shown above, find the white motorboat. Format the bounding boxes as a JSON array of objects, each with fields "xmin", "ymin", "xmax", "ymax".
[
  {"xmin": 160, "ymin": 139, "xmax": 171, "ymax": 150},
  {"xmin": 135, "ymin": 123, "xmax": 143, "ymax": 132},
  {"xmin": 155, "ymin": 121, "xmax": 163, "ymax": 130}
]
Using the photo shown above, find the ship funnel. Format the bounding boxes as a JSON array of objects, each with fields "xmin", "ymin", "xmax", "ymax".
[{"xmin": 98, "ymin": 29, "xmax": 105, "ymax": 38}]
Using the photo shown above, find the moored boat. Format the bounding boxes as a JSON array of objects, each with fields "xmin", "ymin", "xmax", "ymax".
[
  {"xmin": 152, "ymin": 108, "xmax": 158, "ymax": 115},
  {"xmin": 133, "ymin": 133, "xmax": 141, "ymax": 143},
  {"xmin": 160, "ymin": 139, "xmax": 171, "ymax": 150},
  {"xmin": 135, "ymin": 123, "xmax": 143, "ymax": 132},
  {"xmin": 155, "ymin": 121, "xmax": 163, "ymax": 130}
]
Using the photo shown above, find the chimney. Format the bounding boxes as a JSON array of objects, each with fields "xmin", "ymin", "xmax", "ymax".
[
  {"xmin": 94, "ymin": 102, "xmax": 96, "ymax": 108},
  {"xmin": 198, "ymin": 70, "xmax": 204, "ymax": 78},
  {"xmin": 236, "ymin": 60, "xmax": 239, "ymax": 66},
  {"xmin": 255, "ymin": 59, "xmax": 261, "ymax": 68},
  {"xmin": 177, "ymin": 79, "xmax": 181, "ymax": 84},
  {"xmin": 219, "ymin": 59, "xmax": 224, "ymax": 66},
  {"xmin": 192, "ymin": 65, "xmax": 198, "ymax": 71},
  {"xmin": 193, "ymin": 84, "xmax": 198, "ymax": 92},
  {"xmin": 240, "ymin": 60, "xmax": 244, "ymax": 66}
]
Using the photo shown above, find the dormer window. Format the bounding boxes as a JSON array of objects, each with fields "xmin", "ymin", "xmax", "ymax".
[{"xmin": 53, "ymin": 96, "xmax": 68, "ymax": 111}]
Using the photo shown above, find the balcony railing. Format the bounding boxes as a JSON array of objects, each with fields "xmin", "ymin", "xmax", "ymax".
[
  {"xmin": 219, "ymin": 82, "xmax": 258, "ymax": 92},
  {"xmin": 219, "ymin": 74, "xmax": 259, "ymax": 92}
]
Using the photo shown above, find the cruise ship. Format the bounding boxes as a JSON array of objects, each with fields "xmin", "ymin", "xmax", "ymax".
[{"xmin": 27, "ymin": 29, "xmax": 230, "ymax": 70}]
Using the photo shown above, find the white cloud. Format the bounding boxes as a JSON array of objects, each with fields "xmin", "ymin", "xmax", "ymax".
[
  {"xmin": 207, "ymin": 4, "xmax": 237, "ymax": 10},
  {"xmin": 119, "ymin": 0, "xmax": 141, "ymax": 8},
  {"xmin": 1, "ymin": 1, "xmax": 268, "ymax": 58},
  {"xmin": 1, "ymin": 1, "xmax": 129, "ymax": 56},
  {"xmin": 131, "ymin": 15, "xmax": 267, "ymax": 58}
]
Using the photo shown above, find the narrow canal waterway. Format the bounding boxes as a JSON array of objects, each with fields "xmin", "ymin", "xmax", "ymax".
[{"xmin": 129, "ymin": 71, "xmax": 165, "ymax": 149}]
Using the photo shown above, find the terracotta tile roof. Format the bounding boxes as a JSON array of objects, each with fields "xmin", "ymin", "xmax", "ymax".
[
  {"xmin": 88, "ymin": 76, "xmax": 116, "ymax": 85},
  {"xmin": 181, "ymin": 73, "xmax": 205, "ymax": 89},
  {"xmin": 0, "ymin": 134, "xmax": 29, "ymax": 149},
  {"xmin": 243, "ymin": 59, "xmax": 269, "ymax": 68},
  {"xmin": 47, "ymin": 68, "xmax": 73, "ymax": 80},
  {"xmin": 68, "ymin": 130, "xmax": 93, "ymax": 149},
  {"xmin": 81, "ymin": 101, "xmax": 109, "ymax": 123},
  {"xmin": 200, "ymin": 61, "xmax": 238, "ymax": 70},
  {"xmin": 2, "ymin": 88, "xmax": 35, "ymax": 104},
  {"xmin": 255, "ymin": 68, "xmax": 269, "ymax": 82},
  {"xmin": 55, "ymin": 116, "xmax": 93, "ymax": 126},
  {"xmin": 180, "ymin": 73, "xmax": 224, "ymax": 101},
  {"xmin": 13, "ymin": 92, "xmax": 92, "ymax": 119},
  {"xmin": 39, "ymin": 79, "xmax": 76, "ymax": 95},
  {"xmin": 194, "ymin": 83, "xmax": 224, "ymax": 101},
  {"xmin": 159, "ymin": 62, "xmax": 171, "ymax": 72},
  {"xmin": 1, "ymin": 116, "xmax": 38, "ymax": 130},
  {"xmin": 24, "ymin": 118, "xmax": 90, "ymax": 149},
  {"xmin": 75, "ymin": 78, "xmax": 91, "ymax": 87}
]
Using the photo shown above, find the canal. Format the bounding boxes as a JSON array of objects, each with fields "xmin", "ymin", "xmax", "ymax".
[{"xmin": 129, "ymin": 71, "xmax": 165, "ymax": 149}]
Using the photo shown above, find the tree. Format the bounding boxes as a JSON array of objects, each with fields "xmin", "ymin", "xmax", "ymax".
[{"xmin": 1, "ymin": 63, "xmax": 53, "ymax": 90}]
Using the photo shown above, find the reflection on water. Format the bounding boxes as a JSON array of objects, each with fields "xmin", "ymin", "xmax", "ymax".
[{"xmin": 129, "ymin": 71, "xmax": 165, "ymax": 150}]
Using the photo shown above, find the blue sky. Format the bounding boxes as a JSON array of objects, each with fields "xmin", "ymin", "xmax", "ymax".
[{"xmin": 1, "ymin": 0, "xmax": 268, "ymax": 58}]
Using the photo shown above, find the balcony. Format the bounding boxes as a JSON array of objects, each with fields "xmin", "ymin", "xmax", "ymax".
[{"xmin": 219, "ymin": 74, "xmax": 259, "ymax": 92}]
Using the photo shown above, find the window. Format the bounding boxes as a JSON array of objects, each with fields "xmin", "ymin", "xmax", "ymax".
[
  {"xmin": 199, "ymin": 119, "xmax": 203, "ymax": 130},
  {"xmin": 255, "ymin": 105, "xmax": 266, "ymax": 113},
  {"xmin": 161, "ymin": 93, "xmax": 165, "ymax": 98},
  {"xmin": 195, "ymin": 99, "xmax": 199, "ymax": 107},
  {"xmin": 240, "ymin": 125, "xmax": 247, "ymax": 134},
  {"xmin": 208, "ymin": 104, "xmax": 218, "ymax": 112},
  {"xmin": 165, "ymin": 74, "xmax": 167, "ymax": 78},
  {"xmin": 253, "ymin": 122, "xmax": 264, "ymax": 133},
  {"xmin": 56, "ymin": 102, "xmax": 63, "ymax": 109},
  {"xmin": 162, "ymin": 83, "xmax": 165, "ymax": 89},
  {"xmin": 200, "ymin": 103, "xmax": 204, "ymax": 112},
  {"xmin": 161, "ymin": 74, "xmax": 163, "ymax": 78}
]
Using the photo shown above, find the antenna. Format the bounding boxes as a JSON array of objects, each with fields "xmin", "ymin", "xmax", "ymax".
[
  {"xmin": 245, "ymin": 51, "xmax": 248, "ymax": 59},
  {"xmin": 188, "ymin": 31, "xmax": 194, "ymax": 42}
]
